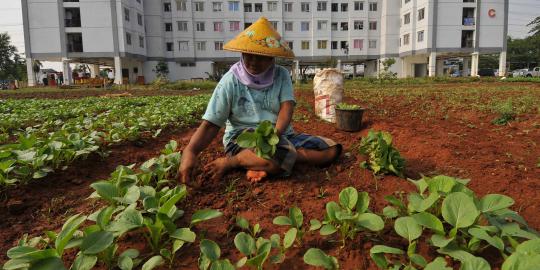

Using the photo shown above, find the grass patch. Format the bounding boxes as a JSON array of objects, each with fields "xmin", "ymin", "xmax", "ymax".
[{"xmin": 165, "ymin": 80, "xmax": 217, "ymax": 91}]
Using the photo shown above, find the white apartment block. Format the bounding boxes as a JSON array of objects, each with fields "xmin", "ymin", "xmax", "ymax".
[{"xmin": 22, "ymin": 0, "xmax": 508, "ymax": 85}]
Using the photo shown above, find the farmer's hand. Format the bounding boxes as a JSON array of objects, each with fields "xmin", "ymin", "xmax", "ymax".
[
  {"xmin": 179, "ymin": 152, "xmax": 197, "ymax": 183},
  {"xmin": 205, "ymin": 157, "xmax": 233, "ymax": 181}
]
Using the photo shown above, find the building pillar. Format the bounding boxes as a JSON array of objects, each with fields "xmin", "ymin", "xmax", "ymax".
[
  {"xmin": 436, "ymin": 59, "xmax": 444, "ymax": 76},
  {"xmin": 353, "ymin": 64, "xmax": 357, "ymax": 78},
  {"xmin": 90, "ymin": 64, "xmax": 100, "ymax": 78},
  {"xmin": 498, "ymin": 51, "xmax": 507, "ymax": 77},
  {"xmin": 62, "ymin": 58, "xmax": 72, "ymax": 85},
  {"xmin": 463, "ymin": 58, "xmax": 470, "ymax": 77},
  {"xmin": 376, "ymin": 59, "xmax": 381, "ymax": 77},
  {"xmin": 26, "ymin": 57, "xmax": 36, "ymax": 87},
  {"xmin": 471, "ymin": 52, "xmax": 479, "ymax": 77},
  {"xmin": 336, "ymin": 59, "xmax": 342, "ymax": 71},
  {"xmin": 293, "ymin": 60, "xmax": 300, "ymax": 83},
  {"xmin": 114, "ymin": 56, "xmax": 123, "ymax": 85},
  {"xmin": 428, "ymin": 52, "xmax": 437, "ymax": 77}
]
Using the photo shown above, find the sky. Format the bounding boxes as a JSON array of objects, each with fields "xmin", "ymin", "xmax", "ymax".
[{"xmin": 1, "ymin": 0, "xmax": 539, "ymax": 69}]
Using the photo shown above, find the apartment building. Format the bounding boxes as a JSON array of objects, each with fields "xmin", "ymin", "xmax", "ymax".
[{"xmin": 22, "ymin": 0, "xmax": 508, "ymax": 85}]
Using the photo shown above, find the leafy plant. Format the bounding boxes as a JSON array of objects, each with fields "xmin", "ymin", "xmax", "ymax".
[
  {"xmin": 336, "ymin": 103, "xmax": 361, "ymax": 110},
  {"xmin": 492, "ymin": 99, "xmax": 516, "ymax": 125},
  {"xmin": 236, "ymin": 216, "xmax": 261, "ymax": 237},
  {"xmin": 273, "ymin": 206, "xmax": 310, "ymax": 244},
  {"xmin": 236, "ymin": 120, "xmax": 280, "ymax": 159},
  {"xmin": 311, "ymin": 187, "xmax": 384, "ymax": 247},
  {"xmin": 359, "ymin": 130, "xmax": 405, "ymax": 177},
  {"xmin": 303, "ymin": 248, "xmax": 339, "ymax": 270},
  {"xmin": 198, "ymin": 239, "xmax": 238, "ymax": 270},
  {"xmin": 233, "ymin": 232, "xmax": 273, "ymax": 270}
]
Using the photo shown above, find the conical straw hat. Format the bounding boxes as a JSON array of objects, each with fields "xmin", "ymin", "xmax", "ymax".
[{"xmin": 224, "ymin": 17, "xmax": 295, "ymax": 59}]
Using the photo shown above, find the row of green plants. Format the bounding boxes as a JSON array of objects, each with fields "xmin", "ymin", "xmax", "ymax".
[
  {"xmin": 0, "ymin": 95, "xmax": 210, "ymax": 186},
  {"xmin": 3, "ymin": 141, "xmax": 223, "ymax": 270}
]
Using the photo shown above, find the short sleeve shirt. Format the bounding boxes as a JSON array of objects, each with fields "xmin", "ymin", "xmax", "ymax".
[{"xmin": 202, "ymin": 65, "xmax": 295, "ymax": 146}]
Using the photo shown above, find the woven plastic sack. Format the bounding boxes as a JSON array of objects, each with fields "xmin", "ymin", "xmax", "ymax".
[{"xmin": 313, "ymin": 69, "xmax": 343, "ymax": 123}]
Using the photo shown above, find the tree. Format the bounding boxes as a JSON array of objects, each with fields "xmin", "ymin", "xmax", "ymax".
[
  {"xmin": 152, "ymin": 61, "xmax": 169, "ymax": 79},
  {"xmin": 527, "ymin": 16, "xmax": 540, "ymax": 37},
  {"xmin": 0, "ymin": 32, "xmax": 26, "ymax": 81}
]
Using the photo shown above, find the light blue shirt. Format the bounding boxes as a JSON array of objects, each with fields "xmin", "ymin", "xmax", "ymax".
[{"xmin": 202, "ymin": 65, "xmax": 296, "ymax": 146}]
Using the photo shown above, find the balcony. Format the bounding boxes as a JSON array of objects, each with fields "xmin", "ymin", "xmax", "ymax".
[{"xmin": 463, "ymin": 17, "xmax": 475, "ymax": 26}]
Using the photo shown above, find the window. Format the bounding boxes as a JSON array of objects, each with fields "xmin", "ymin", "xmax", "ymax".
[
  {"xmin": 166, "ymin": 42, "xmax": 173, "ymax": 51},
  {"xmin": 137, "ymin": 13, "xmax": 143, "ymax": 26},
  {"xmin": 417, "ymin": 30, "xmax": 424, "ymax": 42},
  {"xmin": 178, "ymin": 21, "xmax": 188, "ymax": 31},
  {"xmin": 301, "ymin": 21, "xmax": 310, "ymax": 31},
  {"xmin": 301, "ymin": 2, "xmax": 310, "ymax": 12},
  {"xmin": 214, "ymin": 22, "xmax": 223, "ymax": 32},
  {"xmin": 67, "ymin": 33, "xmax": 83, "ymax": 52},
  {"xmin": 65, "ymin": 8, "xmax": 81, "ymax": 27},
  {"xmin": 301, "ymin": 41, "xmax": 310, "ymax": 50},
  {"xmin": 164, "ymin": 2, "xmax": 171, "ymax": 12},
  {"xmin": 123, "ymin": 8, "xmax": 130, "ymax": 22},
  {"xmin": 268, "ymin": 2, "xmax": 277, "ymax": 11},
  {"xmin": 213, "ymin": 2, "xmax": 222, "ymax": 11},
  {"xmin": 179, "ymin": 41, "xmax": 189, "ymax": 51},
  {"xmin": 369, "ymin": 2, "xmax": 377, "ymax": 11},
  {"xmin": 404, "ymin": 0, "xmax": 411, "ymax": 3},
  {"xmin": 317, "ymin": 40, "xmax": 327, "ymax": 49},
  {"xmin": 461, "ymin": 30, "xmax": 474, "ymax": 48},
  {"xmin": 331, "ymin": 41, "xmax": 338, "ymax": 50},
  {"xmin": 369, "ymin": 21, "xmax": 377, "ymax": 30},
  {"xmin": 354, "ymin": 1, "xmax": 364, "ymax": 11},
  {"xmin": 284, "ymin": 2, "xmax": 293, "ymax": 12},
  {"xmin": 126, "ymin": 32, "xmax": 132, "ymax": 45},
  {"xmin": 194, "ymin": 2, "xmax": 204, "ymax": 11},
  {"xmin": 244, "ymin": 22, "xmax": 252, "ymax": 29},
  {"xmin": 165, "ymin": 23, "xmax": 173, "ymax": 32},
  {"xmin": 369, "ymin": 40, "xmax": 376, "ymax": 49},
  {"xmin": 354, "ymin": 20, "xmax": 364, "ymax": 30},
  {"xmin": 353, "ymin": 39, "xmax": 363, "ymax": 49},
  {"xmin": 404, "ymin": 13, "xmax": 410, "ymax": 25},
  {"xmin": 229, "ymin": 1, "xmax": 239, "ymax": 11},
  {"xmin": 270, "ymin": 21, "xmax": 278, "ymax": 30},
  {"xmin": 284, "ymin": 22, "xmax": 293, "ymax": 31},
  {"xmin": 317, "ymin": 1, "xmax": 327, "ymax": 11},
  {"xmin": 331, "ymin": 22, "xmax": 338, "ymax": 31},
  {"xmin": 341, "ymin": 3, "xmax": 348, "ymax": 12},
  {"xmin": 179, "ymin": 62, "xmax": 196, "ymax": 67},
  {"xmin": 176, "ymin": 0, "xmax": 186, "ymax": 11},
  {"xmin": 244, "ymin": 3, "xmax": 252, "ymax": 12},
  {"xmin": 418, "ymin": 8, "xmax": 425, "ymax": 21},
  {"xmin": 317, "ymin": 20, "xmax": 327, "ymax": 30},
  {"xmin": 463, "ymin": 7, "xmax": 475, "ymax": 25},
  {"xmin": 331, "ymin": 3, "xmax": 338, "ymax": 12},
  {"xmin": 287, "ymin": 41, "xmax": 293, "ymax": 50},
  {"xmin": 215, "ymin": 41, "xmax": 224, "ymax": 51},
  {"xmin": 464, "ymin": 0, "xmax": 475, "ymax": 2},
  {"xmin": 341, "ymin": 41, "xmax": 348, "ymax": 49},
  {"xmin": 254, "ymin": 3, "xmax": 262, "ymax": 12},
  {"xmin": 403, "ymin": 33, "xmax": 410, "ymax": 45},
  {"xmin": 196, "ymin": 22, "xmax": 205, "ymax": 31},
  {"xmin": 340, "ymin": 22, "xmax": 348, "ymax": 31},
  {"xmin": 139, "ymin": 36, "xmax": 144, "ymax": 48},
  {"xmin": 196, "ymin": 41, "xmax": 206, "ymax": 51},
  {"xmin": 230, "ymin": 21, "xmax": 240, "ymax": 31}
]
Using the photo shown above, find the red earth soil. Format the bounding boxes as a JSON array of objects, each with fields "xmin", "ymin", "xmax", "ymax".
[{"xmin": 0, "ymin": 90, "xmax": 539, "ymax": 269}]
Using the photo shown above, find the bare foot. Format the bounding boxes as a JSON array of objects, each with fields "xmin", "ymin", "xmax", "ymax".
[
  {"xmin": 205, "ymin": 157, "xmax": 233, "ymax": 181},
  {"xmin": 246, "ymin": 170, "xmax": 268, "ymax": 183}
]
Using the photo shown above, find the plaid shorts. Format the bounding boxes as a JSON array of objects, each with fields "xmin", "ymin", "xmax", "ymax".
[{"xmin": 225, "ymin": 131, "xmax": 341, "ymax": 176}]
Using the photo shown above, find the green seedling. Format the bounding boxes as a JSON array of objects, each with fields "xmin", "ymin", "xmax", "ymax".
[
  {"xmin": 236, "ymin": 120, "xmax": 280, "ymax": 159},
  {"xmin": 359, "ymin": 130, "xmax": 405, "ymax": 177},
  {"xmin": 236, "ymin": 216, "xmax": 262, "ymax": 237},
  {"xmin": 317, "ymin": 187, "xmax": 328, "ymax": 199},
  {"xmin": 234, "ymin": 232, "xmax": 273, "ymax": 270},
  {"xmin": 336, "ymin": 103, "xmax": 361, "ymax": 110},
  {"xmin": 198, "ymin": 239, "xmax": 240, "ymax": 270},
  {"xmin": 312, "ymin": 187, "xmax": 384, "ymax": 247},
  {"xmin": 303, "ymin": 248, "xmax": 339, "ymax": 270},
  {"xmin": 273, "ymin": 206, "xmax": 309, "ymax": 244},
  {"xmin": 269, "ymin": 228, "xmax": 297, "ymax": 264}
]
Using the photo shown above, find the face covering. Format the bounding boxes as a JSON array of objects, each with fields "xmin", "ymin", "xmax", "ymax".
[{"xmin": 231, "ymin": 57, "xmax": 275, "ymax": 90}]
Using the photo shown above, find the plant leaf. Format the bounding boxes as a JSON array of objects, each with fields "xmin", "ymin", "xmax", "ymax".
[
  {"xmin": 80, "ymin": 231, "xmax": 114, "ymax": 255},
  {"xmin": 355, "ymin": 213, "xmax": 385, "ymax": 231},
  {"xmin": 441, "ymin": 192, "xmax": 479, "ymax": 229},
  {"xmin": 283, "ymin": 228, "xmax": 297, "ymax": 249},
  {"xmin": 200, "ymin": 239, "xmax": 221, "ymax": 261},
  {"xmin": 191, "ymin": 209, "xmax": 223, "ymax": 226},
  {"xmin": 273, "ymin": 216, "xmax": 292, "ymax": 226},
  {"xmin": 170, "ymin": 228, "xmax": 196, "ymax": 243},
  {"xmin": 394, "ymin": 216, "xmax": 422, "ymax": 242},
  {"xmin": 303, "ymin": 248, "xmax": 339, "ymax": 270},
  {"xmin": 234, "ymin": 232, "xmax": 256, "ymax": 256},
  {"xmin": 72, "ymin": 254, "xmax": 97, "ymax": 270},
  {"xmin": 141, "ymin": 255, "xmax": 164, "ymax": 270},
  {"xmin": 339, "ymin": 187, "xmax": 358, "ymax": 210},
  {"xmin": 411, "ymin": 212, "xmax": 445, "ymax": 235},
  {"xmin": 479, "ymin": 194, "xmax": 514, "ymax": 213}
]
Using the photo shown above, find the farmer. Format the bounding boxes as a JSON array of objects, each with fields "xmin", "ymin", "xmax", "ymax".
[{"xmin": 179, "ymin": 17, "xmax": 341, "ymax": 183}]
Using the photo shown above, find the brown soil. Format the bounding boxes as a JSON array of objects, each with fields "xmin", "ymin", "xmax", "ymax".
[{"xmin": 1, "ymin": 89, "xmax": 539, "ymax": 269}]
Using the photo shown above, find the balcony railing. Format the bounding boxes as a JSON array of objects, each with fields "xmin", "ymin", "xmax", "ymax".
[{"xmin": 463, "ymin": 17, "xmax": 475, "ymax": 26}]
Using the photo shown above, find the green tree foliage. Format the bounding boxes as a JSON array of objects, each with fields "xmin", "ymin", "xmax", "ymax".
[
  {"xmin": 507, "ymin": 17, "xmax": 540, "ymax": 70},
  {"xmin": 0, "ymin": 32, "xmax": 26, "ymax": 80}
]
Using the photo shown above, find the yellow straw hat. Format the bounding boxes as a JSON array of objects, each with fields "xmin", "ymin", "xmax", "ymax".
[{"xmin": 224, "ymin": 17, "xmax": 295, "ymax": 59}]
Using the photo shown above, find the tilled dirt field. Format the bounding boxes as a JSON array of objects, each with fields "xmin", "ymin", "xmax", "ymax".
[{"xmin": 1, "ymin": 86, "xmax": 539, "ymax": 269}]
